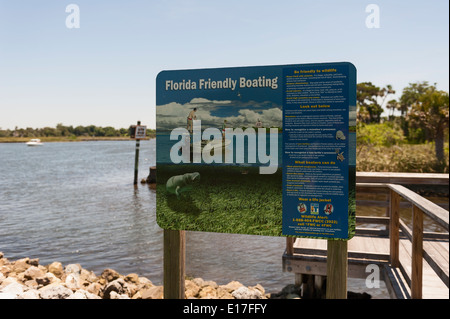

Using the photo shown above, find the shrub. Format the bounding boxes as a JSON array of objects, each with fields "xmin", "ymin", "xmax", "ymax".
[{"xmin": 357, "ymin": 122, "xmax": 405, "ymax": 147}]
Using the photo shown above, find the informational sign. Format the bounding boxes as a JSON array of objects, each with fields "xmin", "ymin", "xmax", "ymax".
[
  {"xmin": 131, "ymin": 125, "xmax": 147, "ymax": 139},
  {"xmin": 156, "ymin": 62, "xmax": 356, "ymax": 239}
]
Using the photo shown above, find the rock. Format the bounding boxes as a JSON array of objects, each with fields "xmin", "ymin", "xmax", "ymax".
[
  {"xmin": 232, "ymin": 286, "xmax": 263, "ymax": 299},
  {"xmin": 0, "ymin": 255, "xmax": 273, "ymax": 300},
  {"xmin": 80, "ymin": 268, "xmax": 97, "ymax": 284},
  {"xmin": 29, "ymin": 258, "xmax": 39, "ymax": 267},
  {"xmin": 136, "ymin": 277, "xmax": 153, "ymax": 290},
  {"xmin": 0, "ymin": 264, "xmax": 13, "ymax": 277},
  {"xmin": 220, "ymin": 281, "xmax": 244, "ymax": 293},
  {"xmin": 0, "ymin": 277, "xmax": 18, "ymax": 289},
  {"xmin": 36, "ymin": 272, "xmax": 60, "ymax": 287},
  {"xmin": 140, "ymin": 286, "xmax": 163, "ymax": 299},
  {"xmin": 24, "ymin": 279, "xmax": 39, "ymax": 289},
  {"xmin": 103, "ymin": 279, "xmax": 125, "ymax": 299},
  {"xmin": 125, "ymin": 273, "xmax": 140, "ymax": 284},
  {"xmin": 65, "ymin": 273, "xmax": 81, "ymax": 290},
  {"xmin": 24, "ymin": 266, "xmax": 45, "ymax": 280},
  {"xmin": 131, "ymin": 291, "xmax": 142, "ymax": 299},
  {"xmin": 48, "ymin": 262, "xmax": 63, "ymax": 278},
  {"xmin": 65, "ymin": 264, "xmax": 82, "ymax": 275},
  {"xmin": 86, "ymin": 282, "xmax": 102, "ymax": 296},
  {"xmin": 101, "ymin": 268, "xmax": 120, "ymax": 283},
  {"xmin": 39, "ymin": 284, "xmax": 73, "ymax": 299},
  {"xmin": 66, "ymin": 289, "xmax": 101, "ymax": 299},
  {"xmin": 251, "ymin": 284, "xmax": 265, "ymax": 295},
  {"xmin": 191, "ymin": 277, "xmax": 204, "ymax": 287},
  {"xmin": 198, "ymin": 286, "xmax": 217, "ymax": 299},
  {"xmin": 216, "ymin": 287, "xmax": 234, "ymax": 299},
  {"xmin": 67, "ymin": 291, "xmax": 87, "ymax": 299},
  {"xmin": 0, "ymin": 281, "xmax": 24, "ymax": 297},
  {"xmin": 13, "ymin": 258, "xmax": 30, "ymax": 273},
  {"xmin": 85, "ymin": 291, "xmax": 102, "ymax": 299},
  {"xmin": 0, "ymin": 292, "xmax": 16, "ymax": 299},
  {"xmin": 110, "ymin": 291, "xmax": 130, "ymax": 299},
  {"xmin": 19, "ymin": 289, "xmax": 40, "ymax": 299},
  {"xmin": 185, "ymin": 280, "xmax": 200, "ymax": 298},
  {"xmin": 281, "ymin": 284, "xmax": 301, "ymax": 296},
  {"xmin": 203, "ymin": 280, "xmax": 218, "ymax": 288},
  {"xmin": 269, "ymin": 284, "xmax": 302, "ymax": 299}
]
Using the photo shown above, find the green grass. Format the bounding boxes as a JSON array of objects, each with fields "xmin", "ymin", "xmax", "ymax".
[
  {"xmin": 157, "ymin": 164, "xmax": 283, "ymax": 236},
  {"xmin": 156, "ymin": 164, "xmax": 356, "ymax": 238}
]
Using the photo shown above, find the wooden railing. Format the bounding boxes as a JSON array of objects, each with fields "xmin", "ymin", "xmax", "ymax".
[
  {"xmin": 386, "ymin": 183, "xmax": 449, "ymax": 299},
  {"xmin": 358, "ymin": 172, "xmax": 449, "ymax": 299}
]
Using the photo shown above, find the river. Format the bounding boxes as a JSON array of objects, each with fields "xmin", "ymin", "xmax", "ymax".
[{"xmin": 0, "ymin": 139, "xmax": 389, "ymax": 297}]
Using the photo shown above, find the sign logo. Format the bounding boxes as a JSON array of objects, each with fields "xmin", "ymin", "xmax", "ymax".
[{"xmin": 310, "ymin": 203, "xmax": 320, "ymax": 215}]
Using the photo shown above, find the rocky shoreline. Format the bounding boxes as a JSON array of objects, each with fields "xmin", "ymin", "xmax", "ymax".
[
  {"xmin": 0, "ymin": 253, "xmax": 299, "ymax": 299},
  {"xmin": 1, "ymin": 253, "xmax": 373, "ymax": 299}
]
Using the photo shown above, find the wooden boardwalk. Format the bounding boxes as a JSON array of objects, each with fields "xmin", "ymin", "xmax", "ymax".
[
  {"xmin": 282, "ymin": 173, "xmax": 449, "ymax": 299},
  {"xmin": 284, "ymin": 235, "xmax": 449, "ymax": 299}
]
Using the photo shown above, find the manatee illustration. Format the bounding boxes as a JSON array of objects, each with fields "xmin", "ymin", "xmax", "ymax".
[
  {"xmin": 166, "ymin": 172, "xmax": 200, "ymax": 198},
  {"xmin": 336, "ymin": 130, "xmax": 346, "ymax": 140}
]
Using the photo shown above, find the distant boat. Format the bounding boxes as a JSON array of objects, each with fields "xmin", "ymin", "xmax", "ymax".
[{"xmin": 26, "ymin": 139, "xmax": 43, "ymax": 146}]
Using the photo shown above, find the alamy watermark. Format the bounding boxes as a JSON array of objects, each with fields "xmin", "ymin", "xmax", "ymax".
[
  {"xmin": 365, "ymin": 4, "xmax": 380, "ymax": 29},
  {"xmin": 66, "ymin": 4, "xmax": 80, "ymax": 29},
  {"xmin": 365, "ymin": 264, "xmax": 380, "ymax": 288},
  {"xmin": 169, "ymin": 120, "xmax": 279, "ymax": 175}
]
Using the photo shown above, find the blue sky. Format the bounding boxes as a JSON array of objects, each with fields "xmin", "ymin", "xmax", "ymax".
[{"xmin": 0, "ymin": 0, "xmax": 448, "ymax": 130}]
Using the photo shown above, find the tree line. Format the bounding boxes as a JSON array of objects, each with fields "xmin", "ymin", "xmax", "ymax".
[
  {"xmin": 357, "ymin": 81, "xmax": 449, "ymax": 162},
  {"xmin": 0, "ymin": 123, "xmax": 154, "ymax": 138},
  {"xmin": 1, "ymin": 81, "xmax": 448, "ymax": 160}
]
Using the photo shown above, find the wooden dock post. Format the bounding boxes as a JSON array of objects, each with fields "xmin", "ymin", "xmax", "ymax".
[
  {"xmin": 147, "ymin": 166, "xmax": 157, "ymax": 183},
  {"xmin": 326, "ymin": 239, "xmax": 348, "ymax": 299},
  {"xmin": 163, "ymin": 229, "xmax": 186, "ymax": 299},
  {"xmin": 133, "ymin": 121, "xmax": 141, "ymax": 185}
]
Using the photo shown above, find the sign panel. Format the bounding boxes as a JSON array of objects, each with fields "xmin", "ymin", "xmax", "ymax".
[
  {"xmin": 156, "ymin": 62, "xmax": 356, "ymax": 239},
  {"xmin": 135, "ymin": 125, "xmax": 147, "ymax": 139}
]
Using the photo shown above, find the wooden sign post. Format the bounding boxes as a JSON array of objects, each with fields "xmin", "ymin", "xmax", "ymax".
[
  {"xmin": 130, "ymin": 121, "xmax": 147, "ymax": 185},
  {"xmin": 163, "ymin": 229, "xmax": 186, "ymax": 299},
  {"xmin": 326, "ymin": 239, "xmax": 348, "ymax": 299}
]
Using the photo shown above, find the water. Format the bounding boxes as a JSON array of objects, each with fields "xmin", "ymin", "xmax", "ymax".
[{"xmin": 0, "ymin": 140, "xmax": 387, "ymax": 297}]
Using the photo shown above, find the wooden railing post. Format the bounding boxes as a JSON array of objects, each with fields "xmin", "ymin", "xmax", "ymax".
[
  {"xmin": 163, "ymin": 229, "xmax": 186, "ymax": 299},
  {"xmin": 286, "ymin": 237, "xmax": 295, "ymax": 256},
  {"xmin": 326, "ymin": 240, "xmax": 348, "ymax": 299},
  {"xmin": 411, "ymin": 206, "xmax": 423, "ymax": 299},
  {"xmin": 389, "ymin": 189, "xmax": 400, "ymax": 267}
]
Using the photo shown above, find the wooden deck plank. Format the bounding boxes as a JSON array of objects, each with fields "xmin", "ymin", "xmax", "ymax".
[
  {"xmin": 285, "ymin": 235, "xmax": 448, "ymax": 299},
  {"xmin": 423, "ymin": 240, "xmax": 449, "ymax": 285},
  {"xmin": 294, "ymin": 236, "xmax": 391, "ymax": 256},
  {"xmin": 398, "ymin": 239, "xmax": 448, "ymax": 299}
]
